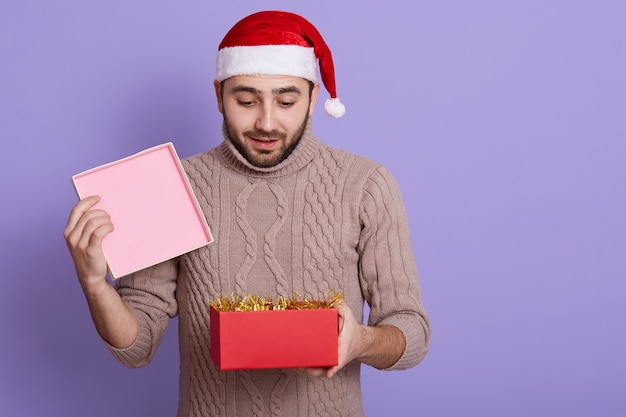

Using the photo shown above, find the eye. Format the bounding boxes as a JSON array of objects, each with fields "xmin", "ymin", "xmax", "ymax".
[
  {"xmin": 279, "ymin": 101, "xmax": 295, "ymax": 108},
  {"xmin": 237, "ymin": 100, "xmax": 255, "ymax": 107}
]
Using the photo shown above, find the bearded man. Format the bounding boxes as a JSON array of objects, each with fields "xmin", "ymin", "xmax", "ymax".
[{"xmin": 64, "ymin": 10, "xmax": 430, "ymax": 417}]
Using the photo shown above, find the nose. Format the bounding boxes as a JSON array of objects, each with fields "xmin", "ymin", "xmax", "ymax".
[{"xmin": 255, "ymin": 102, "xmax": 278, "ymax": 132}]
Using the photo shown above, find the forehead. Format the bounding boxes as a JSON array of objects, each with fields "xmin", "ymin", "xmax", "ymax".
[{"xmin": 223, "ymin": 75, "xmax": 310, "ymax": 94}]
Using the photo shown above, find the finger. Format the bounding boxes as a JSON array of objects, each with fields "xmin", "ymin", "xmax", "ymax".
[
  {"xmin": 325, "ymin": 365, "xmax": 340, "ymax": 378},
  {"xmin": 71, "ymin": 218, "xmax": 114, "ymax": 281},
  {"xmin": 75, "ymin": 212, "xmax": 114, "ymax": 253},
  {"xmin": 64, "ymin": 195, "xmax": 101, "ymax": 238},
  {"xmin": 334, "ymin": 303, "xmax": 350, "ymax": 334},
  {"xmin": 65, "ymin": 217, "xmax": 112, "ymax": 277},
  {"xmin": 66, "ymin": 209, "xmax": 111, "ymax": 251},
  {"xmin": 298, "ymin": 367, "xmax": 329, "ymax": 378}
]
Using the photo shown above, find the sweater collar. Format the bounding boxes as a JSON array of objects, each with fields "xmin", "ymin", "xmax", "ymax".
[{"xmin": 217, "ymin": 118, "xmax": 320, "ymax": 178}]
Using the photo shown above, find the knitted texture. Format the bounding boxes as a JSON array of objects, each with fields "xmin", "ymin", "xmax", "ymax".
[{"xmin": 108, "ymin": 121, "xmax": 430, "ymax": 417}]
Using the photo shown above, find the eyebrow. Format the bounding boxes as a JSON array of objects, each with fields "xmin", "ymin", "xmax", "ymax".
[{"xmin": 230, "ymin": 85, "xmax": 302, "ymax": 95}]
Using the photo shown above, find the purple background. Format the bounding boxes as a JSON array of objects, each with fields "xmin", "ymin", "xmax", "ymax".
[{"xmin": 1, "ymin": 1, "xmax": 625, "ymax": 416}]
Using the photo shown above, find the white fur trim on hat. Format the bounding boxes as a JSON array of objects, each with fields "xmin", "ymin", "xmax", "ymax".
[{"xmin": 216, "ymin": 45, "xmax": 317, "ymax": 82}]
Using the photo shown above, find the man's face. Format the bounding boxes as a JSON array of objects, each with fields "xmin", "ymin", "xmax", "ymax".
[{"xmin": 215, "ymin": 75, "xmax": 319, "ymax": 168}]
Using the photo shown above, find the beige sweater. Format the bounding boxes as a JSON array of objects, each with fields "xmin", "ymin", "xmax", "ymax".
[{"xmin": 109, "ymin": 121, "xmax": 430, "ymax": 417}]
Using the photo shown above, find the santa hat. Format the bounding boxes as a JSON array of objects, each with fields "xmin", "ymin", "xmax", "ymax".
[{"xmin": 216, "ymin": 10, "xmax": 346, "ymax": 118}]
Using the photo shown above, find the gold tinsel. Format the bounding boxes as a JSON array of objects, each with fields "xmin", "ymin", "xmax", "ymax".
[{"xmin": 209, "ymin": 292, "xmax": 344, "ymax": 312}]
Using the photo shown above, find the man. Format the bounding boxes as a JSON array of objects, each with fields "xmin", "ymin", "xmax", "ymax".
[{"xmin": 64, "ymin": 10, "xmax": 430, "ymax": 417}]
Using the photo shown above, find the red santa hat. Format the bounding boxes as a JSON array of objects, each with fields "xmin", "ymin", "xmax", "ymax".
[{"xmin": 216, "ymin": 10, "xmax": 346, "ymax": 118}]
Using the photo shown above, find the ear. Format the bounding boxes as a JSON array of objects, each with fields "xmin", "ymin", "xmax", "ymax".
[
  {"xmin": 308, "ymin": 82, "xmax": 320, "ymax": 116},
  {"xmin": 214, "ymin": 79, "xmax": 224, "ymax": 114}
]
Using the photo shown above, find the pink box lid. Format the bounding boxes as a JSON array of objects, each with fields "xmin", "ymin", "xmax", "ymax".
[{"xmin": 72, "ymin": 143, "xmax": 213, "ymax": 279}]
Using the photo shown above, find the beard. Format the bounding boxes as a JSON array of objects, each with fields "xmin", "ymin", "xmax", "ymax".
[{"xmin": 224, "ymin": 114, "xmax": 309, "ymax": 168}]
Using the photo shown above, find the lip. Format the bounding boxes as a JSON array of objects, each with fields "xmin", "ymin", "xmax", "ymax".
[{"xmin": 250, "ymin": 137, "xmax": 279, "ymax": 149}]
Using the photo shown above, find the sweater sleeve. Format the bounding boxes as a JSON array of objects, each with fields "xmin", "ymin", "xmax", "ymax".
[
  {"xmin": 357, "ymin": 165, "xmax": 430, "ymax": 370},
  {"xmin": 104, "ymin": 257, "xmax": 179, "ymax": 368}
]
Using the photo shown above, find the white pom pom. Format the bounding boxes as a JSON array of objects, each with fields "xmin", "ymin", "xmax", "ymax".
[{"xmin": 324, "ymin": 98, "xmax": 346, "ymax": 118}]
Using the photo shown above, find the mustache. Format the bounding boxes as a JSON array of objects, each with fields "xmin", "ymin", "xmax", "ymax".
[{"xmin": 243, "ymin": 129, "xmax": 287, "ymax": 140}]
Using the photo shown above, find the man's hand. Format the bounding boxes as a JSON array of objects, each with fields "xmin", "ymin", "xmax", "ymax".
[
  {"xmin": 63, "ymin": 195, "xmax": 113, "ymax": 289},
  {"xmin": 300, "ymin": 301, "xmax": 406, "ymax": 378},
  {"xmin": 63, "ymin": 195, "xmax": 138, "ymax": 348}
]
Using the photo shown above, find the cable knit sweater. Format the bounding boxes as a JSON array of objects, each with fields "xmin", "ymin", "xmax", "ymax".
[{"xmin": 108, "ymin": 121, "xmax": 430, "ymax": 417}]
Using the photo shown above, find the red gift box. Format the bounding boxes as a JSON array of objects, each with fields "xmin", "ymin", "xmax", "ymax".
[{"xmin": 209, "ymin": 306, "xmax": 338, "ymax": 370}]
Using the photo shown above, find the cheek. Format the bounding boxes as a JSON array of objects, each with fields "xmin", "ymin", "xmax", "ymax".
[
  {"xmin": 223, "ymin": 106, "xmax": 249, "ymax": 131},
  {"xmin": 285, "ymin": 107, "xmax": 310, "ymax": 132}
]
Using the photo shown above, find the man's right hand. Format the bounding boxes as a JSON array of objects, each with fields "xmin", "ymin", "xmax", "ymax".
[
  {"xmin": 63, "ymin": 195, "xmax": 114, "ymax": 290},
  {"xmin": 63, "ymin": 195, "xmax": 138, "ymax": 349}
]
